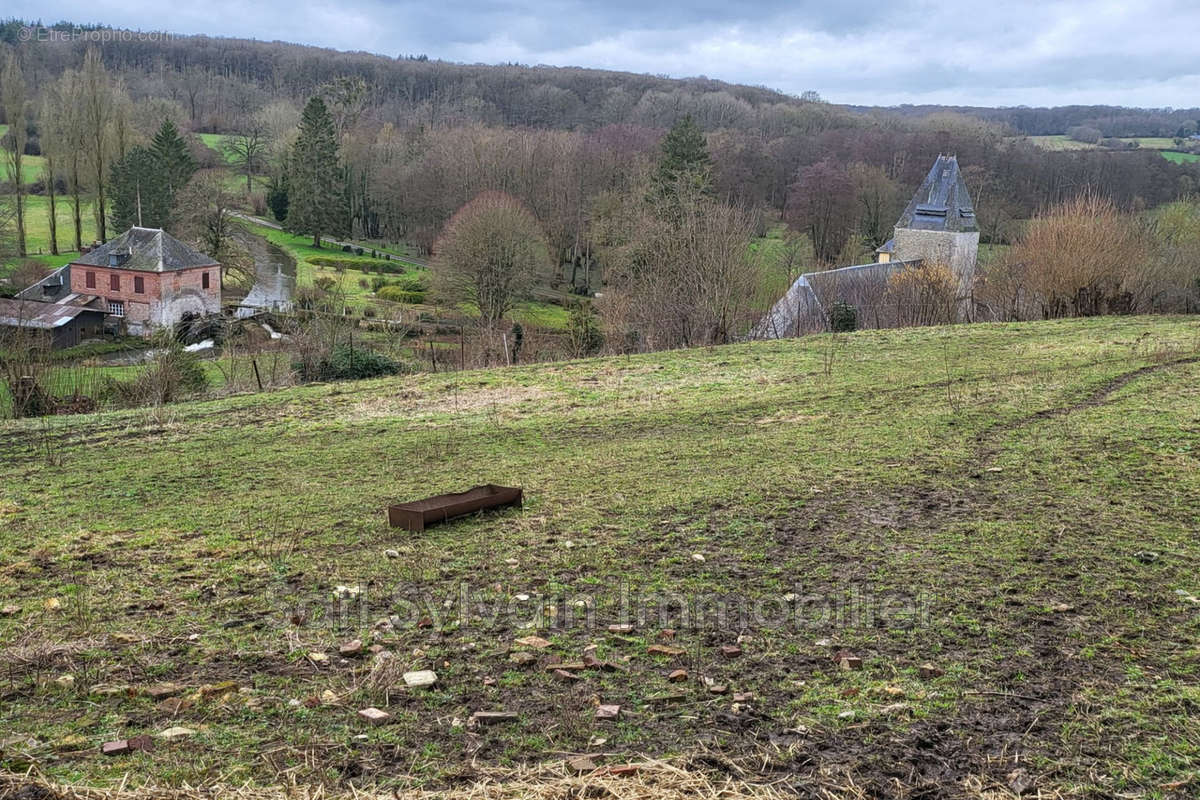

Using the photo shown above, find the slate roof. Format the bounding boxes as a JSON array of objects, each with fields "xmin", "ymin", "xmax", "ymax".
[
  {"xmin": 895, "ymin": 155, "xmax": 978, "ymax": 233},
  {"xmin": 0, "ymin": 298, "xmax": 105, "ymax": 330},
  {"xmin": 72, "ymin": 227, "xmax": 218, "ymax": 273},
  {"xmin": 16, "ymin": 264, "xmax": 72, "ymax": 302}
]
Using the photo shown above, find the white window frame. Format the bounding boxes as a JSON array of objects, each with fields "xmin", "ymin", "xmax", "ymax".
[{"xmin": 108, "ymin": 300, "xmax": 126, "ymax": 317}]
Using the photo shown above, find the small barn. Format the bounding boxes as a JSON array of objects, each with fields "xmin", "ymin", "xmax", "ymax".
[{"xmin": 0, "ymin": 297, "xmax": 108, "ymax": 349}]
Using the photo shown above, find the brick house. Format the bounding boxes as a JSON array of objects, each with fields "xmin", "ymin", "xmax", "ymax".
[{"xmin": 67, "ymin": 227, "xmax": 221, "ymax": 335}]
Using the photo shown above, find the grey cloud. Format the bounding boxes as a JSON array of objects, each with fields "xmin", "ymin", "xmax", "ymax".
[{"xmin": 9, "ymin": 0, "xmax": 1200, "ymax": 106}]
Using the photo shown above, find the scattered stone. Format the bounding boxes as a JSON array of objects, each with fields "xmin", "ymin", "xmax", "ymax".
[
  {"xmin": 515, "ymin": 635, "xmax": 552, "ymax": 649},
  {"xmin": 732, "ymin": 692, "xmax": 754, "ymax": 703},
  {"xmin": 509, "ymin": 651, "xmax": 537, "ymax": 666},
  {"xmin": 1050, "ymin": 602, "xmax": 1075, "ymax": 613},
  {"xmin": 515, "ymin": 593, "xmax": 531, "ymax": 602},
  {"xmin": 658, "ymin": 629, "xmax": 676, "ymax": 640},
  {"xmin": 668, "ymin": 669, "xmax": 688, "ymax": 683},
  {"xmin": 1007, "ymin": 768, "xmax": 1034, "ymax": 796},
  {"xmin": 835, "ymin": 651, "xmax": 862, "ymax": 670},
  {"xmin": 127, "ymin": 735, "xmax": 154, "ymax": 753},
  {"xmin": 156, "ymin": 696, "xmax": 192, "ymax": 715},
  {"xmin": 1133, "ymin": 551, "xmax": 1159, "ymax": 564},
  {"xmin": 53, "ymin": 734, "xmax": 89, "ymax": 752},
  {"xmin": 0, "ymin": 604, "xmax": 19, "ymax": 617},
  {"xmin": 470, "ymin": 710, "xmax": 519, "ymax": 726},
  {"xmin": 545, "ymin": 662, "xmax": 586, "ymax": 672},
  {"xmin": 504, "ymin": 558, "xmax": 519, "ymax": 566},
  {"xmin": 320, "ymin": 689, "xmax": 339, "ymax": 705},
  {"xmin": 563, "ymin": 540, "xmax": 575, "ymax": 549},
  {"xmin": 607, "ymin": 764, "xmax": 640, "ymax": 777},
  {"xmin": 607, "ymin": 624, "xmax": 633, "ymax": 634},
  {"xmin": 339, "ymin": 639, "xmax": 363, "ymax": 656},
  {"xmin": 158, "ymin": 727, "xmax": 196, "ymax": 740},
  {"xmin": 707, "ymin": 684, "xmax": 728, "ymax": 695},
  {"xmin": 101, "ymin": 740, "xmax": 130, "ymax": 756},
  {"xmin": 384, "ymin": 549, "xmax": 400, "ymax": 559},
  {"xmin": 358, "ymin": 707, "xmax": 391, "ymax": 726},
  {"xmin": 720, "ymin": 644, "xmax": 742, "ymax": 658},
  {"xmin": 596, "ymin": 704, "xmax": 621, "ymax": 720},
  {"xmin": 880, "ymin": 702, "xmax": 910, "ymax": 715},
  {"xmin": 308, "ymin": 652, "xmax": 329, "ymax": 664},
  {"xmin": 368, "ymin": 644, "xmax": 385, "ymax": 654},
  {"xmin": 815, "ymin": 638, "xmax": 832, "ymax": 647},
  {"xmin": 482, "ymin": 676, "xmax": 497, "ymax": 686},
  {"xmin": 882, "ymin": 685, "xmax": 905, "ymax": 697},
  {"xmin": 647, "ymin": 644, "xmax": 685, "ymax": 657},
  {"xmin": 918, "ymin": 663, "xmax": 945, "ymax": 679},
  {"xmin": 44, "ymin": 597, "xmax": 62, "ymax": 611},
  {"xmin": 199, "ymin": 680, "xmax": 237, "ymax": 697},
  {"xmin": 145, "ymin": 683, "xmax": 184, "ymax": 699},
  {"xmin": 691, "ymin": 553, "xmax": 706, "ymax": 563},
  {"xmin": 837, "ymin": 710, "xmax": 855, "ymax": 720},
  {"xmin": 55, "ymin": 674, "xmax": 75, "ymax": 689},
  {"xmin": 567, "ymin": 755, "xmax": 597, "ymax": 773},
  {"xmin": 553, "ymin": 669, "xmax": 581, "ymax": 681},
  {"xmin": 403, "ymin": 670, "xmax": 438, "ymax": 688}
]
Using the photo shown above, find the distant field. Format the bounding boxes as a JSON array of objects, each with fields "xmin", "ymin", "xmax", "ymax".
[
  {"xmin": 1162, "ymin": 150, "xmax": 1200, "ymax": 164},
  {"xmin": 1023, "ymin": 134, "xmax": 1200, "ymax": 165},
  {"xmin": 196, "ymin": 132, "xmax": 239, "ymax": 166}
]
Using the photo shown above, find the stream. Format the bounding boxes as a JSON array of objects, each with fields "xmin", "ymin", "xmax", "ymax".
[{"xmin": 232, "ymin": 226, "xmax": 296, "ymax": 317}]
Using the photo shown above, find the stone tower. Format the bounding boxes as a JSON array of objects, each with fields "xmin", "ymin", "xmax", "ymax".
[{"xmin": 892, "ymin": 155, "xmax": 979, "ymax": 316}]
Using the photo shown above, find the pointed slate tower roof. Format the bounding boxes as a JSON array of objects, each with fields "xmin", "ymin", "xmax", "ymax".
[
  {"xmin": 73, "ymin": 227, "xmax": 219, "ymax": 273},
  {"xmin": 895, "ymin": 155, "xmax": 977, "ymax": 233}
]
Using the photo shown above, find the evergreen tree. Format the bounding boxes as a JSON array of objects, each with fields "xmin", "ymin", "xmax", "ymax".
[
  {"xmin": 109, "ymin": 146, "xmax": 172, "ymax": 230},
  {"xmin": 650, "ymin": 115, "xmax": 712, "ymax": 202},
  {"xmin": 286, "ymin": 97, "xmax": 347, "ymax": 246},
  {"xmin": 150, "ymin": 119, "xmax": 196, "ymax": 199}
]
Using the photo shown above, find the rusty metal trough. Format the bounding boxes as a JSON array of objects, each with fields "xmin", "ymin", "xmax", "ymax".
[{"xmin": 388, "ymin": 485, "xmax": 523, "ymax": 531}]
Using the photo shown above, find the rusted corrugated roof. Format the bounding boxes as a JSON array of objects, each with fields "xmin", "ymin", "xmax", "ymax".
[{"xmin": 0, "ymin": 298, "xmax": 105, "ymax": 330}]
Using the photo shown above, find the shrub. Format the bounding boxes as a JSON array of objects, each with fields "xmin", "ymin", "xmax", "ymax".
[
  {"xmin": 310, "ymin": 256, "xmax": 402, "ymax": 273},
  {"xmin": 112, "ymin": 341, "xmax": 208, "ymax": 406},
  {"xmin": 313, "ymin": 276, "xmax": 336, "ymax": 292},
  {"xmin": 294, "ymin": 344, "xmax": 401, "ymax": 382},
  {"xmin": 567, "ymin": 299, "xmax": 604, "ymax": 356},
  {"xmin": 829, "ymin": 301, "xmax": 857, "ymax": 332},
  {"xmin": 376, "ymin": 286, "xmax": 426, "ymax": 304}
]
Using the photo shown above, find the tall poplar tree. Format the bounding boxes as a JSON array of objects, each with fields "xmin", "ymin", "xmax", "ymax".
[
  {"xmin": 2, "ymin": 53, "xmax": 28, "ymax": 256},
  {"xmin": 285, "ymin": 97, "xmax": 346, "ymax": 247}
]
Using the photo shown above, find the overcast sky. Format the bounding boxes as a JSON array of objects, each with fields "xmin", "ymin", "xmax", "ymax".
[{"xmin": 12, "ymin": 0, "xmax": 1200, "ymax": 107}]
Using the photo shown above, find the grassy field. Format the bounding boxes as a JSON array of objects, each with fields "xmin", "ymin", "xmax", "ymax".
[
  {"xmin": 1162, "ymin": 151, "xmax": 1200, "ymax": 164},
  {"xmin": 1023, "ymin": 134, "xmax": 1200, "ymax": 165},
  {"xmin": 1, "ymin": 315, "xmax": 1198, "ymax": 797}
]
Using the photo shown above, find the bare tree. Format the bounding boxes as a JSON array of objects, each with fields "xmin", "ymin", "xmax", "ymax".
[
  {"xmin": 225, "ymin": 125, "xmax": 267, "ymax": 193},
  {"xmin": 433, "ymin": 191, "xmax": 550, "ymax": 357},
  {"xmin": 2, "ymin": 53, "xmax": 28, "ymax": 256},
  {"xmin": 81, "ymin": 49, "xmax": 118, "ymax": 242}
]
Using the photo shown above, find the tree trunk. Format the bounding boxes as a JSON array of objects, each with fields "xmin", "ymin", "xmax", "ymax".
[
  {"xmin": 47, "ymin": 164, "xmax": 58, "ymax": 256},
  {"xmin": 71, "ymin": 183, "xmax": 83, "ymax": 251}
]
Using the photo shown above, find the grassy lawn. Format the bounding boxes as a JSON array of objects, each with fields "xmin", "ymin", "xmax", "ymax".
[
  {"xmin": 1, "ymin": 315, "xmax": 1198, "ymax": 796},
  {"xmin": 1162, "ymin": 150, "xmax": 1200, "ymax": 164}
]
